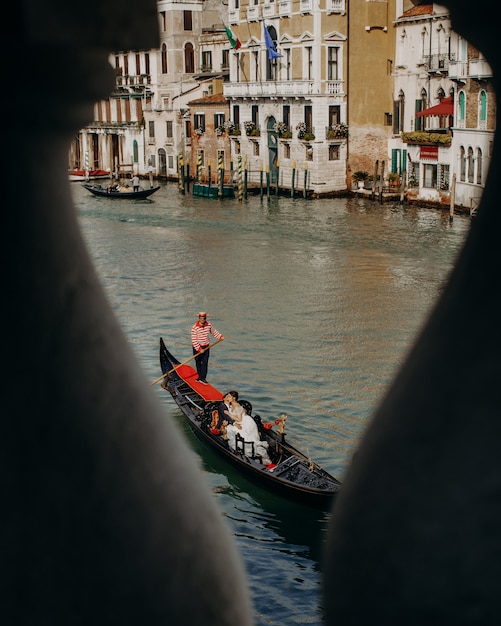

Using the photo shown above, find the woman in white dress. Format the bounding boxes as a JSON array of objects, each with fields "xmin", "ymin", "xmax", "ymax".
[{"xmin": 222, "ymin": 391, "xmax": 272, "ymax": 465}]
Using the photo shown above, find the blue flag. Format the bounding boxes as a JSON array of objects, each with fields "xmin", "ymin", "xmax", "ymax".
[{"xmin": 263, "ymin": 24, "xmax": 282, "ymax": 60}]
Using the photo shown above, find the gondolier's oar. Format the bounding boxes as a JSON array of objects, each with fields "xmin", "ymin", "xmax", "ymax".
[{"xmin": 150, "ymin": 337, "xmax": 224, "ymax": 385}]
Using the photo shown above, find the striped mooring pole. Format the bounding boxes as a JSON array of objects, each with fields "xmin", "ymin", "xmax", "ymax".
[
  {"xmin": 218, "ymin": 152, "xmax": 224, "ymax": 198},
  {"xmin": 237, "ymin": 155, "xmax": 243, "ymax": 201}
]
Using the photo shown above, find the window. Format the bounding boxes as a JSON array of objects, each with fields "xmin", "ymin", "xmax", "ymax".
[
  {"xmin": 283, "ymin": 105, "xmax": 290, "ymax": 129},
  {"xmin": 185, "ymin": 120, "xmax": 191, "ymax": 139},
  {"xmin": 393, "ymin": 91, "xmax": 405, "ymax": 134},
  {"xmin": 329, "ymin": 144, "xmax": 340, "ymax": 160},
  {"xmin": 194, "ymin": 114, "xmax": 205, "ymax": 132},
  {"xmin": 148, "ymin": 121, "xmax": 155, "ymax": 138},
  {"xmin": 305, "ymin": 46, "xmax": 313, "ymax": 80},
  {"xmin": 135, "ymin": 53, "xmax": 141, "ymax": 75},
  {"xmin": 123, "ymin": 54, "xmax": 129, "ymax": 76},
  {"xmin": 233, "ymin": 105, "xmax": 240, "ymax": 126},
  {"xmin": 168, "ymin": 155, "xmax": 174, "ymax": 169},
  {"xmin": 214, "ymin": 113, "xmax": 225, "ymax": 131},
  {"xmin": 253, "ymin": 142, "xmax": 260, "ymax": 156},
  {"xmin": 252, "ymin": 50, "xmax": 259, "ymax": 82},
  {"xmin": 459, "ymin": 91, "xmax": 466, "ymax": 123},
  {"xmin": 328, "ymin": 105, "xmax": 340, "ymax": 127},
  {"xmin": 327, "ymin": 47, "xmax": 339, "ymax": 80},
  {"xmin": 184, "ymin": 11, "xmax": 192, "ymax": 30},
  {"xmin": 202, "ymin": 51, "xmax": 212, "ymax": 71},
  {"xmin": 479, "ymin": 90, "xmax": 487, "ymax": 128},
  {"xmin": 304, "ymin": 105, "xmax": 313, "ymax": 134},
  {"xmin": 415, "ymin": 88, "xmax": 427, "ymax": 131},
  {"xmin": 251, "ymin": 105, "xmax": 259, "ymax": 127},
  {"xmin": 222, "ymin": 49, "xmax": 229, "ymax": 69},
  {"xmin": 161, "ymin": 44, "xmax": 168, "ymax": 74},
  {"xmin": 185, "ymin": 43, "xmax": 195, "ymax": 73},
  {"xmin": 459, "ymin": 146, "xmax": 466, "ymax": 181},
  {"xmin": 439, "ymin": 164, "xmax": 450, "ymax": 190},
  {"xmin": 266, "ymin": 25, "xmax": 279, "ymax": 81},
  {"xmin": 476, "ymin": 148, "xmax": 483, "ymax": 185},
  {"xmin": 284, "ymin": 49, "xmax": 291, "ymax": 81},
  {"xmin": 423, "ymin": 163, "xmax": 437, "ymax": 188},
  {"xmin": 166, "ymin": 121, "xmax": 173, "ymax": 138},
  {"xmin": 283, "ymin": 143, "xmax": 291, "ymax": 159},
  {"xmin": 145, "ymin": 53, "xmax": 150, "ymax": 75},
  {"xmin": 467, "ymin": 147, "xmax": 474, "ymax": 183}
]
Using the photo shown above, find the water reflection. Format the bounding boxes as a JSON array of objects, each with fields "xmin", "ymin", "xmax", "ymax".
[{"xmin": 73, "ymin": 181, "xmax": 470, "ymax": 625}]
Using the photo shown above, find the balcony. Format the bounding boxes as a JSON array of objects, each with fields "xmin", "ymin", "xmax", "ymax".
[
  {"xmin": 469, "ymin": 57, "xmax": 493, "ymax": 79},
  {"xmin": 421, "ymin": 53, "xmax": 456, "ymax": 74},
  {"xmin": 247, "ymin": 5, "xmax": 260, "ymax": 21},
  {"xmin": 225, "ymin": 80, "xmax": 332, "ymax": 98},
  {"xmin": 300, "ymin": 0, "xmax": 313, "ymax": 14},
  {"xmin": 228, "ymin": 8, "xmax": 239, "ymax": 24},
  {"xmin": 262, "ymin": 2, "xmax": 276, "ymax": 18},
  {"xmin": 278, "ymin": 0, "xmax": 291, "ymax": 16},
  {"xmin": 327, "ymin": 0, "xmax": 345, "ymax": 12}
]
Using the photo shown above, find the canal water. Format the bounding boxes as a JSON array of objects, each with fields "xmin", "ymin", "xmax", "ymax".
[{"xmin": 72, "ymin": 181, "xmax": 471, "ymax": 625}]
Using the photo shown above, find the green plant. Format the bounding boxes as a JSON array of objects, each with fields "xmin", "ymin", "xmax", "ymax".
[
  {"xmin": 303, "ymin": 132, "xmax": 315, "ymax": 141},
  {"xmin": 352, "ymin": 170, "xmax": 369, "ymax": 181},
  {"xmin": 388, "ymin": 172, "xmax": 400, "ymax": 181},
  {"xmin": 401, "ymin": 131, "xmax": 452, "ymax": 145}
]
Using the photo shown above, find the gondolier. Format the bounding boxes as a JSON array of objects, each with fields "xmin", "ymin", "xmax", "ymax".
[{"xmin": 191, "ymin": 312, "xmax": 224, "ymax": 384}]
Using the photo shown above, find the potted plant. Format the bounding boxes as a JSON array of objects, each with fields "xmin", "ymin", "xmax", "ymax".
[
  {"xmin": 388, "ymin": 172, "xmax": 401, "ymax": 188},
  {"xmin": 352, "ymin": 170, "xmax": 369, "ymax": 189}
]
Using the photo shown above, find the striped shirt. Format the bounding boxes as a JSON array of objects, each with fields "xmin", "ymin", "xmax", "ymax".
[{"xmin": 191, "ymin": 321, "xmax": 223, "ymax": 351}]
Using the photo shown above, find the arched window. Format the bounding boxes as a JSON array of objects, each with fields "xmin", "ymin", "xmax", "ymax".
[
  {"xmin": 161, "ymin": 43, "xmax": 168, "ymax": 74},
  {"xmin": 459, "ymin": 146, "xmax": 466, "ymax": 182},
  {"xmin": 476, "ymin": 148, "xmax": 483, "ymax": 185},
  {"xmin": 467, "ymin": 147, "xmax": 474, "ymax": 183},
  {"xmin": 266, "ymin": 25, "xmax": 279, "ymax": 81},
  {"xmin": 479, "ymin": 90, "xmax": 487, "ymax": 128},
  {"xmin": 458, "ymin": 91, "xmax": 466, "ymax": 126},
  {"xmin": 133, "ymin": 140, "xmax": 139, "ymax": 164},
  {"xmin": 184, "ymin": 42, "xmax": 194, "ymax": 74},
  {"xmin": 393, "ymin": 90, "xmax": 405, "ymax": 134}
]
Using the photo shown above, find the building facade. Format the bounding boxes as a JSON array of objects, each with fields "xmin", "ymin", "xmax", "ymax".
[
  {"xmin": 69, "ymin": 0, "xmax": 495, "ymax": 209},
  {"xmin": 390, "ymin": 2, "xmax": 494, "ymax": 209}
]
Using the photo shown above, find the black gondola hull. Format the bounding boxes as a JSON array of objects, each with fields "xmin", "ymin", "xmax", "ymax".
[
  {"xmin": 83, "ymin": 183, "xmax": 161, "ymax": 199},
  {"xmin": 159, "ymin": 338, "xmax": 341, "ymax": 508}
]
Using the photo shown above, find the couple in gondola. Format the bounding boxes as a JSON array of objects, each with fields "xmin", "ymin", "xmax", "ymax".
[{"xmin": 216, "ymin": 391, "xmax": 272, "ymax": 466}]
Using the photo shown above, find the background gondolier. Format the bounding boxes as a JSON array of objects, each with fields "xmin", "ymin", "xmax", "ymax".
[{"xmin": 191, "ymin": 312, "xmax": 224, "ymax": 384}]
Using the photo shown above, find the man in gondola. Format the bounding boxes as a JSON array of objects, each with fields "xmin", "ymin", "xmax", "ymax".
[{"xmin": 191, "ymin": 312, "xmax": 224, "ymax": 384}]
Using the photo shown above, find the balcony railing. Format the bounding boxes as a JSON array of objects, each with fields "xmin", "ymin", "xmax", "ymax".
[
  {"xmin": 262, "ymin": 2, "xmax": 275, "ymax": 18},
  {"xmin": 327, "ymin": 0, "xmax": 345, "ymax": 12},
  {"xmin": 224, "ymin": 80, "xmax": 344, "ymax": 98},
  {"xmin": 278, "ymin": 0, "xmax": 291, "ymax": 16},
  {"xmin": 300, "ymin": 0, "xmax": 313, "ymax": 13},
  {"xmin": 247, "ymin": 5, "xmax": 260, "ymax": 21}
]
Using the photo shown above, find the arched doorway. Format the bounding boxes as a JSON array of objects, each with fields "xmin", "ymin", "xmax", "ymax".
[
  {"xmin": 267, "ymin": 116, "xmax": 278, "ymax": 185},
  {"xmin": 158, "ymin": 148, "xmax": 167, "ymax": 178}
]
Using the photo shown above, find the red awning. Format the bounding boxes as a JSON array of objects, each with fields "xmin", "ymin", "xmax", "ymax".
[{"xmin": 416, "ymin": 96, "xmax": 454, "ymax": 117}]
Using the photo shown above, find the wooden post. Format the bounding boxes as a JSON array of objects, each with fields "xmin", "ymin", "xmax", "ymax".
[
  {"xmin": 379, "ymin": 160, "xmax": 385, "ymax": 204},
  {"xmin": 266, "ymin": 167, "xmax": 270, "ymax": 201},
  {"xmin": 291, "ymin": 161, "xmax": 296, "ymax": 198},
  {"xmin": 260, "ymin": 164, "xmax": 264, "ymax": 201},
  {"xmin": 303, "ymin": 163, "xmax": 308, "ymax": 198},
  {"xmin": 399, "ymin": 168, "xmax": 406, "ymax": 205},
  {"xmin": 450, "ymin": 173, "xmax": 456, "ymax": 222},
  {"xmin": 371, "ymin": 159, "xmax": 379, "ymax": 200},
  {"xmin": 275, "ymin": 159, "xmax": 280, "ymax": 196}
]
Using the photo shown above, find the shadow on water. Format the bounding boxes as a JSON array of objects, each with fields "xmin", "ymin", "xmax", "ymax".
[{"xmin": 171, "ymin": 407, "xmax": 331, "ymax": 567}]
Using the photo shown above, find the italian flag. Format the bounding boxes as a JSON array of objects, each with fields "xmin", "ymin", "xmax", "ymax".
[{"xmin": 225, "ymin": 25, "xmax": 241, "ymax": 50}]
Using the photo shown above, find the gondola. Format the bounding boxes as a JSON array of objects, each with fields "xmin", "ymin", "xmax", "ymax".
[
  {"xmin": 83, "ymin": 183, "xmax": 161, "ymax": 199},
  {"xmin": 157, "ymin": 337, "xmax": 342, "ymax": 508}
]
